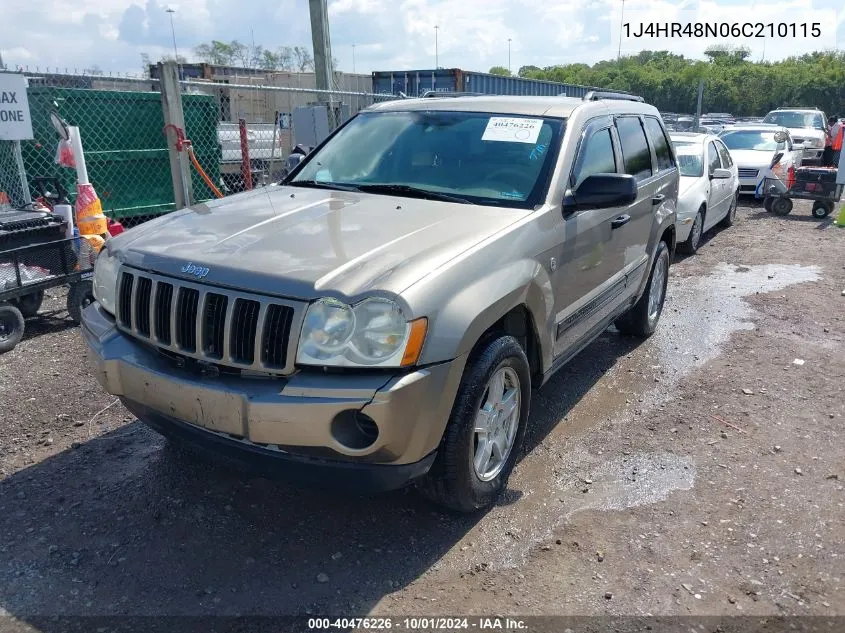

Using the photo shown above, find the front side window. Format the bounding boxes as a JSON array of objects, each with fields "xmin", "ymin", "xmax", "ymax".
[
  {"xmin": 571, "ymin": 128, "xmax": 616, "ymax": 188},
  {"xmin": 615, "ymin": 116, "xmax": 653, "ymax": 182},
  {"xmin": 289, "ymin": 110, "xmax": 564, "ymax": 208},
  {"xmin": 643, "ymin": 117, "xmax": 675, "ymax": 171},
  {"xmin": 707, "ymin": 142, "xmax": 721, "ymax": 174}
]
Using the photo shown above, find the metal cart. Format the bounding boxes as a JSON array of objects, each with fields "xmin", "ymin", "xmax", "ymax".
[
  {"xmin": 0, "ymin": 237, "xmax": 96, "ymax": 353},
  {"xmin": 762, "ymin": 168, "xmax": 842, "ymax": 218}
]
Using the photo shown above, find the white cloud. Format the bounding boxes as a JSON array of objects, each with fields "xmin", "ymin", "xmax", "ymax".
[{"xmin": 1, "ymin": 0, "xmax": 842, "ymax": 77}]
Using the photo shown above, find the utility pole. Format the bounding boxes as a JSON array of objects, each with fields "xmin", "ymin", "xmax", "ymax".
[
  {"xmin": 508, "ymin": 38, "xmax": 512, "ymax": 74},
  {"xmin": 617, "ymin": 0, "xmax": 625, "ymax": 60},
  {"xmin": 309, "ymin": 0, "xmax": 335, "ymax": 129},
  {"xmin": 694, "ymin": 79, "xmax": 704, "ymax": 130},
  {"xmin": 435, "ymin": 25, "xmax": 439, "ymax": 68}
]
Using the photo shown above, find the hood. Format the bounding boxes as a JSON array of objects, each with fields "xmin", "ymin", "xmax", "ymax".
[
  {"xmin": 109, "ymin": 185, "xmax": 527, "ymax": 301},
  {"xmin": 729, "ymin": 149, "xmax": 776, "ymax": 168},
  {"xmin": 784, "ymin": 127, "xmax": 825, "ymax": 140}
]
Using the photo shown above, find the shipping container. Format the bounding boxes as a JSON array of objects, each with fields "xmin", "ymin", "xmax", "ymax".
[{"xmin": 371, "ymin": 68, "xmax": 610, "ymax": 99}]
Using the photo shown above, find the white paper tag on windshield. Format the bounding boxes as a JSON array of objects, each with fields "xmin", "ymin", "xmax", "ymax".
[{"xmin": 482, "ymin": 117, "xmax": 544, "ymax": 144}]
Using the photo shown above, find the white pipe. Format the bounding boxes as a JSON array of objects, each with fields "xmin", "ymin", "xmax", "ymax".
[{"xmin": 69, "ymin": 126, "xmax": 89, "ymax": 185}]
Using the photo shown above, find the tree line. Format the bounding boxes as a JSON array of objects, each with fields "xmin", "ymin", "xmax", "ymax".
[{"xmin": 491, "ymin": 49, "xmax": 845, "ymax": 116}]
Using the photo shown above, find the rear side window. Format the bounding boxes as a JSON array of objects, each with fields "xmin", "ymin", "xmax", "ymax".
[
  {"xmin": 572, "ymin": 128, "xmax": 617, "ymax": 187},
  {"xmin": 643, "ymin": 117, "xmax": 675, "ymax": 171},
  {"xmin": 707, "ymin": 142, "xmax": 721, "ymax": 174},
  {"xmin": 715, "ymin": 140, "xmax": 733, "ymax": 167},
  {"xmin": 616, "ymin": 117, "xmax": 653, "ymax": 181}
]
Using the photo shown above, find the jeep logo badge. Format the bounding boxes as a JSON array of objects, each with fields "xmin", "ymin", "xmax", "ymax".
[{"xmin": 181, "ymin": 262, "xmax": 210, "ymax": 279}]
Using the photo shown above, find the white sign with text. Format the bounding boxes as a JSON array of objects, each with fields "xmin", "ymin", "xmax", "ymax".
[{"xmin": 0, "ymin": 73, "xmax": 33, "ymax": 141}]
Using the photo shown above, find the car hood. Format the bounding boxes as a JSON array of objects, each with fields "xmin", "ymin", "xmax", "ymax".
[
  {"xmin": 729, "ymin": 149, "xmax": 776, "ymax": 168},
  {"xmin": 784, "ymin": 127, "xmax": 825, "ymax": 140},
  {"xmin": 679, "ymin": 175, "xmax": 703, "ymax": 196},
  {"xmin": 109, "ymin": 185, "xmax": 528, "ymax": 301}
]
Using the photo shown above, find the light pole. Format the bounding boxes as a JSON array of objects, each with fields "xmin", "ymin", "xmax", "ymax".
[
  {"xmin": 434, "ymin": 25, "xmax": 439, "ymax": 68},
  {"xmin": 352, "ymin": 43, "xmax": 356, "ymax": 73},
  {"xmin": 165, "ymin": 7, "xmax": 180, "ymax": 78},
  {"xmin": 508, "ymin": 38, "xmax": 512, "ymax": 74}
]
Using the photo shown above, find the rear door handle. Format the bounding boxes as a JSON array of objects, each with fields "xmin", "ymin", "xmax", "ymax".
[
  {"xmin": 652, "ymin": 193, "xmax": 666, "ymax": 205},
  {"xmin": 611, "ymin": 214, "xmax": 630, "ymax": 229}
]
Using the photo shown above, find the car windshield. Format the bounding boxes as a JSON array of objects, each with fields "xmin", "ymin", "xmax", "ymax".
[
  {"xmin": 288, "ymin": 110, "xmax": 564, "ymax": 208},
  {"xmin": 720, "ymin": 130, "xmax": 783, "ymax": 151},
  {"xmin": 762, "ymin": 111, "xmax": 825, "ymax": 130},
  {"xmin": 674, "ymin": 145, "xmax": 704, "ymax": 177}
]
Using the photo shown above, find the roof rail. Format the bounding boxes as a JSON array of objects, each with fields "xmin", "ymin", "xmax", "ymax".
[
  {"xmin": 420, "ymin": 90, "xmax": 486, "ymax": 98},
  {"xmin": 583, "ymin": 91, "xmax": 644, "ymax": 103}
]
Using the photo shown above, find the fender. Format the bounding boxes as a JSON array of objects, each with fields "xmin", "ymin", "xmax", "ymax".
[{"xmin": 414, "ymin": 258, "xmax": 554, "ymax": 372}]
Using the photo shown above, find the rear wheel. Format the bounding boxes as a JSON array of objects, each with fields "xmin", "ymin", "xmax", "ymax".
[
  {"xmin": 417, "ymin": 334, "xmax": 531, "ymax": 513},
  {"xmin": 678, "ymin": 209, "xmax": 704, "ymax": 255},
  {"xmin": 771, "ymin": 197, "xmax": 793, "ymax": 216},
  {"xmin": 67, "ymin": 281, "xmax": 94, "ymax": 325},
  {"xmin": 615, "ymin": 240, "xmax": 670, "ymax": 338},
  {"xmin": 720, "ymin": 191, "xmax": 739, "ymax": 227},
  {"xmin": 0, "ymin": 304, "xmax": 25, "ymax": 354},
  {"xmin": 763, "ymin": 196, "xmax": 775, "ymax": 213}
]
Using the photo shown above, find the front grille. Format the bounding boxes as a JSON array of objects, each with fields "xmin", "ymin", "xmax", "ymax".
[
  {"xmin": 738, "ymin": 168, "xmax": 759, "ymax": 179},
  {"xmin": 116, "ymin": 268, "xmax": 300, "ymax": 375}
]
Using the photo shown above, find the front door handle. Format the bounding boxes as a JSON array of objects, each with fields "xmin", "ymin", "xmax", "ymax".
[
  {"xmin": 611, "ymin": 214, "xmax": 630, "ymax": 229},
  {"xmin": 652, "ymin": 193, "xmax": 666, "ymax": 205}
]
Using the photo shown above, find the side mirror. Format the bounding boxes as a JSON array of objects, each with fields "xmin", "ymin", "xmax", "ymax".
[
  {"xmin": 711, "ymin": 167, "xmax": 732, "ymax": 180},
  {"xmin": 773, "ymin": 130, "xmax": 788, "ymax": 143},
  {"xmin": 563, "ymin": 173, "xmax": 638, "ymax": 213},
  {"xmin": 769, "ymin": 152, "xmax": 784, "ymax": 169}
]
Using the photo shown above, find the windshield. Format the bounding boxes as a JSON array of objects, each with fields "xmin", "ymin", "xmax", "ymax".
[
  {"xmin": 675, "ymin": 145, "xmax": 704, "ymax": 177},
  {"xmin": 720, "ymin": 130, "xmax": 784, "ymax": 151},
  {"xmin": 762, "ymin": 111, "xmax": 824, "ymax": 130},
  {"xmin": 289, "ymin": 110, "xmax": 564, "ymax": 208}
]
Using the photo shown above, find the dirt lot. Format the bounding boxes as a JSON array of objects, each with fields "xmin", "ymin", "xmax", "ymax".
[{"xmin": 0, "ymin": 199, "xmax": 843, "ymax": 629}]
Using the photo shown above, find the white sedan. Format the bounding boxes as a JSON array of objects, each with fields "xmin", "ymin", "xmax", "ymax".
[
  {"xmin": 670, "ymin": 133, "xmax": 740, "ymax": 255},
  {"xmin": 717, "ymin": 124, "xmax": 802, "ymax": 198}
]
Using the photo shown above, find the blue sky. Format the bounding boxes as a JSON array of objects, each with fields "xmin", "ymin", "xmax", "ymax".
[{"xmin": 2, "ymin": 0, "xmax": 843, "ymax": 77}]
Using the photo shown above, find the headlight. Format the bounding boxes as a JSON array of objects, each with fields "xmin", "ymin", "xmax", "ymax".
[
  {"xmin": 296, "ymin": 297, "xmax": 427, "ymax": 368},
  {"xmin": 807, "ymin": 138, "xmax": 823, "ymax": 148},
  {"xmin": 92, "ymin": 247, "xmax": 119, "ymax": 315}
]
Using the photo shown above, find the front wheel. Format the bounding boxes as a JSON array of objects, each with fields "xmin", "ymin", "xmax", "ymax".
[
  {"xmin": 678, "ymin": 209, "xmax": 704, "ymax": 255},
  {"xmin": 67, "ymin": 281, "xmax": 94, "ymax": 325},
  {"xmin": 0, "ymin": 304, "xmax": 25, "ymax": 354},
  {"xmin": 417, "ymin": 335, "xmax": 531, "ymax": 513},
  {"xmin": 615, "ymin": 240, "xmax": 670, "ymax": 338}
]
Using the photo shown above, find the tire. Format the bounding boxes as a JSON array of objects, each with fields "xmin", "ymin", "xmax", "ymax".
[
  {"xmin": 720, "ymin": 191, "xmax": 739, "ymax": 228},
  {"xmin": 771, "ymin": 197, "xmax": 793, "ymax": 216},
  {"xmin": 12, "ymin": 290, "xmax": 44, "ymax": 318},
  {"xmin": 678, "ymin": 208, "xmax": 704, "ymax": 255},
  {"xmin": 0, "ymin": 304, "xmax": 25, "ymax": 354},
  {"xmin": 615, "ymin": 240, "xmax": 670, "ymax": 338},
  {"xmin": 417, "ymin": 334, "xmax": 531, "ymax": 513},
  {"xmin": 812, "ymin": 201, "xmax": 833, "ymax": 218},
  {"xmin": 763, "ymin": 197, "xmax": 775, "ymax": 213},
  {"xmin": 67, "ymin": 281, "xmax": 94, "ymax": 325}
]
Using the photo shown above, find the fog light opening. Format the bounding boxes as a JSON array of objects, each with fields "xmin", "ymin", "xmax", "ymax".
[{"xmin": 330, "ymin": 410, "xmax": 379, "ymax": 450}]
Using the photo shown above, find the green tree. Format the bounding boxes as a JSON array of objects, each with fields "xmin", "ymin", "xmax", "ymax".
[{"xmin": 488, "ymin": 66, "xmax": 511, "ymax": 76}]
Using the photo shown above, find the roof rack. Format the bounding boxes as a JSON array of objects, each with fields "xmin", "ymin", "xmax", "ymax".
[
  {"xmin": 583, "ymin": 91, "xmax": 644, "ymax": 103},
  {"xmin": 420, "ymin": 90, "xmax": 486, "ymax": 98},
  {"xmin": 776, "ymin": 106, "xmax": 820, "ymax": 110}
]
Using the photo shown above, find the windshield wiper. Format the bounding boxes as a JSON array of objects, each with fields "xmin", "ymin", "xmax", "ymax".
[
  {"xmin": 287, "ymin": 180, "xmax": 361, "ymax": 192},
  {"xmin": 355, "ymin": 184, "xmax": 471, "ymax": 204}
]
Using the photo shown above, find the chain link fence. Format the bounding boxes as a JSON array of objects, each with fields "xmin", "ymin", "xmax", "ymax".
[{"xmin": 2, "ymin": 67, "xmax": 396, "ymax": 229}]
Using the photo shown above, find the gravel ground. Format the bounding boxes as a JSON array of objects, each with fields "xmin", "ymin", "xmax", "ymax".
[{"xmin": 0, "ymin": 199, "xmax": 843, "ymax": 627}]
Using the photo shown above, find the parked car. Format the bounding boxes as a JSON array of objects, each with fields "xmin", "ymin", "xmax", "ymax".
[
  {"xmin": 83, "ymin": 92, "xmax": 678, "ymax": 513},
  {"xmin": 670, "ymin": 133, "xmax": 739, "ymax": 254},
  {"xmin": 718, "ymin": 124, "xmax": 801, "ymax": 196},
  {"xmin": 761, "ymin": 108, "xmax": 827, "ymax": 165}
]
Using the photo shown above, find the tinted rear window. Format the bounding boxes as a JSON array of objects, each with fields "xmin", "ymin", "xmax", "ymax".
[{"xmin": 616, "ymin": 117, "xmax": 653, "ymax": 181}]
